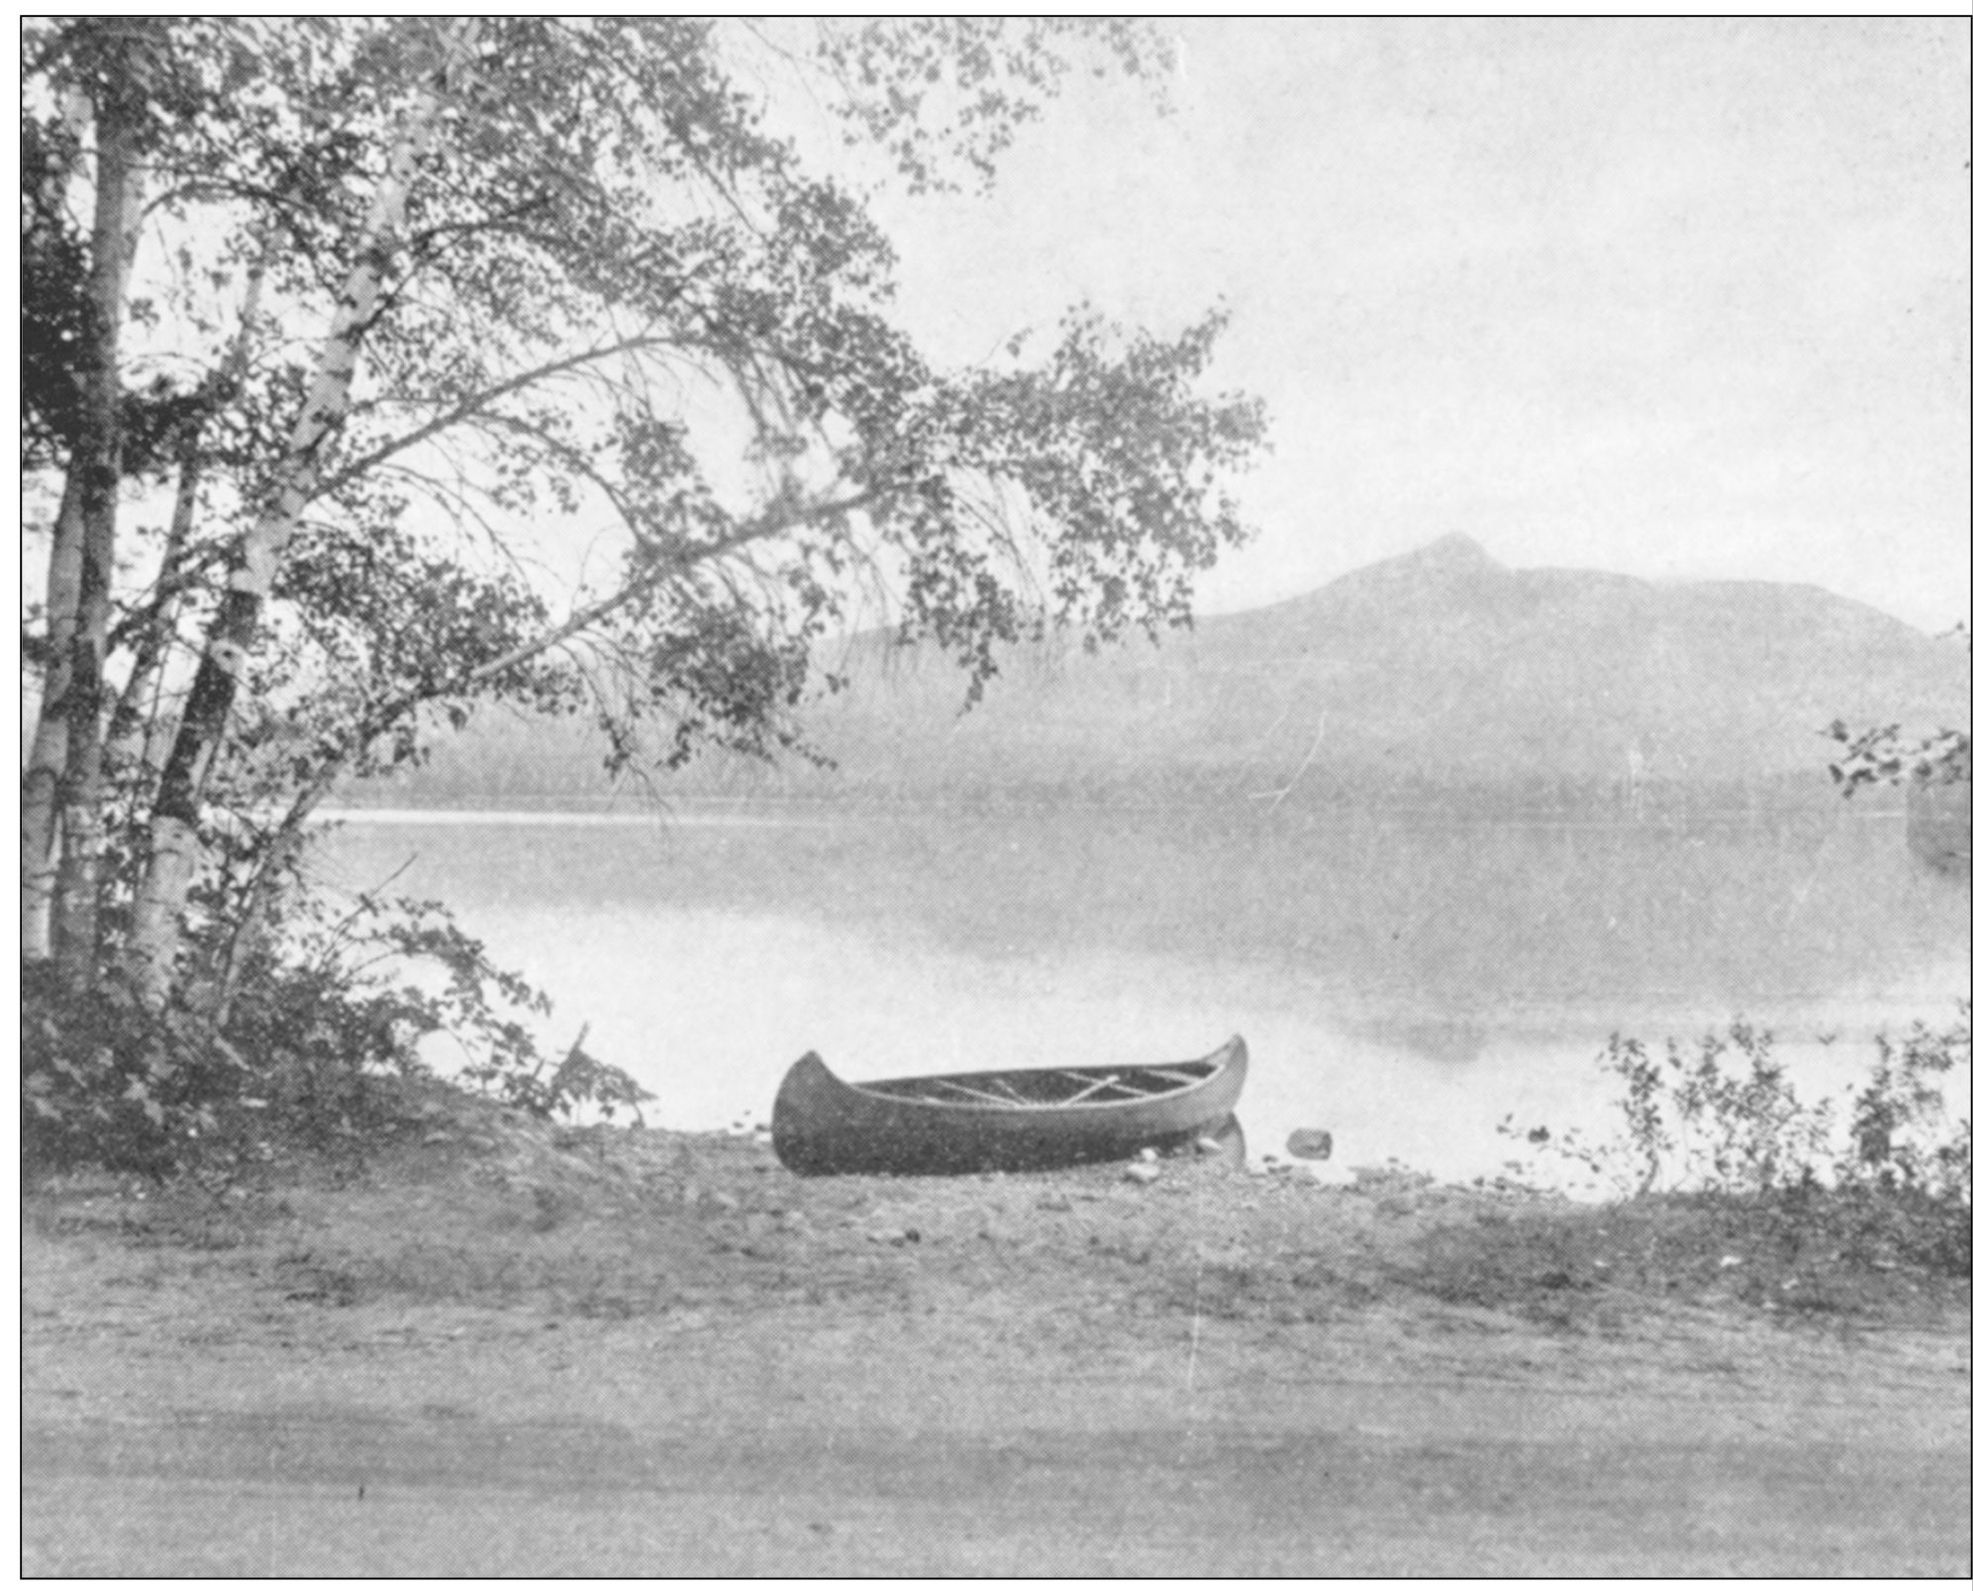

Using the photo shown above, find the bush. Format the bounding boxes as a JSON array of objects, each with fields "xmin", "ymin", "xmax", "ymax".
[
  {"xmin": 1501, "ymin": 1005, "xmax": 1970, "ymax": 1280},
  {"xmin": 1846, "ymin": 1009, "xmax": 1972, "ymax": 1203},
  {"xmin": 21, "ymin": 962, "xmax": 248, "ymax": 1178},
  {"xmin": 20, "ymin": 893, "xmax": 653, "ymax": 1182}
]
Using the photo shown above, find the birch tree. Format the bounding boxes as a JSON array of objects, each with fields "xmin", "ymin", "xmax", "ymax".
[
  {"xmin": 20, "ymin": 21, "xmax": 151, "ymax": 977},
  {"xmin": 22, "ymin": 19, "xmax": 1266, "ymax": 1053},
  {"xmin": 124, "ymin": 19, "xmax": 484, "ymax": 1000}
]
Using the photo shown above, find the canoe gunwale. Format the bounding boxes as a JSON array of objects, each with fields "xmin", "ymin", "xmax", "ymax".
[{"xmin": 859, "ymin": 1059, "xmax": 1217, "ymax": 1111}]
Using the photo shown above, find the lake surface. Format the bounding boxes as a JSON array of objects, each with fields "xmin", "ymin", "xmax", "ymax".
[{"xmin": 315, "ymin": 799, "xmax": 1969, "ymax": 1188}]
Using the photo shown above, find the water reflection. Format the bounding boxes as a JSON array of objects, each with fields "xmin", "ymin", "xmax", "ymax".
[{"xmin": 1355, "ymin": 1018, "xmax": 1490, "ymax": 1066}]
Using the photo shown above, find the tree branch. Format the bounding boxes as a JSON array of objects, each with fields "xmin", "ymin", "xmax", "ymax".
[{"xmin": 315, "ymin": 332, "xmax": 681, "ymax": 499}]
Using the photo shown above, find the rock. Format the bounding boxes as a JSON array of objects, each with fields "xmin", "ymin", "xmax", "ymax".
[
  {"xmin": 706, "ymin": 1191, "xmax": 740, "ymax": 1214},
  {"xmin": 1287, "ymin": 1128, "xmax": 1333, "ymax": 1161},
  {"xmin": 1136, "ymin": 1147, "xmax": 1159, "ymax": 1162},
  {"xmin": 863, "ymin": 1225, "xmax": 921, "ymax": 1246},
  {"xmin": 1192, "ymin": 1136, "xmax": 1223, "ymax": 1157},
  {"xmin": 1122, "ymin": 1161, "xmax": 1161, "ymax": 1185}
]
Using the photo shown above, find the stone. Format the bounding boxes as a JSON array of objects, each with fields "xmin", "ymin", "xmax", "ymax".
[
  {"xmin": 1286, "ymin": 1128, "xmax": 1334, "ymax": 1161},
  {"xmin": 1122, "ymin": 1161, "xmax": 1161, "ymax": 1185}
]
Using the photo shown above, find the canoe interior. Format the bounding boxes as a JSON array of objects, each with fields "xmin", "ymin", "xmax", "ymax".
[{"xmin": 856, "ymin": 1058, "xmax": 1219, "ymax": 1109}]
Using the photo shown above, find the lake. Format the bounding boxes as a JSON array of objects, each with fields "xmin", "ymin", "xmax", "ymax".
[{"xmin": 315, "ymin": 798, "xmax": 1969, "ymax": 1188}]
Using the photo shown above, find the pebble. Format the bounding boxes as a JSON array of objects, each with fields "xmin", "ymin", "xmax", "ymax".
[
  {"xmin": 1286, "ymin": 1128, "xmax": 1334, "ymax": 1161},
  {"xmin": 1123, "ymin": 1162, "xmax": 1161, "ymax": 1185}
]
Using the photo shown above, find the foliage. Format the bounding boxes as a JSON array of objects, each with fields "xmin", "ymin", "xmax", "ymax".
[
  {"xmin": 1825, "ymin": 719, "xmax": 1969, "ymax": 797},
  {"xmin": 21, "ymin": 960, "xmax": 246, "ymax": 1178},
  {"xmin": 1598, "ymin": 1023, "xmax": 1835, "ymax": 1197},
  {"xmin": 812, "ymin": 19, "xmax": 1174, "ymax": 195},
  {"xmin": 19, "ymin": 111, "xmax": 92, "ymax": 471},
  {"xmin": 1500, "ymin": 1007, "xmax": 1970, "ymax": 1279},
  {"xmin": 22, "ymin": 877, "xmax": 651, "ymax": 1179},
  {"xmin": 1825, "ymin": 623, "xmax": 1969, "ymax": 797},
  {"xmin": 485, "ymin": 1024, "xmax": 653, "ymax": 1127},
  {"xmin": 1846, "ymin": 1008, "xmax": 1973, "ymax": 1204}
]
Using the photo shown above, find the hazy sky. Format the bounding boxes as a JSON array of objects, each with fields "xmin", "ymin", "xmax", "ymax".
[{"xmin": 861, "ymin": 18, "xmax": 1970, "ymax": 631}]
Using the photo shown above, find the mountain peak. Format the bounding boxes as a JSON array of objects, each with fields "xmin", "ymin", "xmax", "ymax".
[
  {"xmin": 1410, "ymin": 532, "xmax": 1498, "ymax": 570},
  {"xmin": 1319, "ymin": 531, "xmax": 1507, "ymax": 602}
]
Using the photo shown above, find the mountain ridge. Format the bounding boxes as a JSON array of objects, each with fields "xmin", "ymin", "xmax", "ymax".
[
  {"xmin": 803, "ymin": 534, "xmax": 1964, "ymax": 786},
  {"xmin": 366, "ymin": 536, "xmax": 1968, "ymax": 806}
]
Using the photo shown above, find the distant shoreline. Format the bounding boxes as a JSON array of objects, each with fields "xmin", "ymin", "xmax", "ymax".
[{"xmin": 311, "ymin": 786, "xmax": 1911, "ymax": 828}]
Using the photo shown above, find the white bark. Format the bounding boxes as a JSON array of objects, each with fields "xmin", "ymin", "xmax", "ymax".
[
  {"xmin": 126, "ymin": 17, "xmax": 482, "ymax": 1003},
  {"xmin": 21, "ymin": 83, "xmax": 112, "ymax": 962},
  {"xmin": 37, "ymin": 69, "xmax": 147, "ymax": 983},
  {"xmin": 20, "ymin": 479, "xmax": 84, "ymax": 962}
]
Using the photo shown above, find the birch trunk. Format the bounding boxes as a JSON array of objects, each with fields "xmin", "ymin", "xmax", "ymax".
[
  {"xmin": 21, "ymin": 83, "xmax": 115, "ymax": 961},
  {"xmin": 101, "ymin": 453, "xmax": 200, "ymax": 780},
  {"xmin": 20, "ymin": 478, "xmax": 84, "ymax": 962},
  {"xmin": 45, "ymin": 79, "xmax": 147, "ymax": 988},
  {"xmin": 125, "ymin": 18, "xmax": 481, "ymax": 1004},
  {"xmin": 103, "ymin": 243, "xmax": 269, "ymax": 782}
]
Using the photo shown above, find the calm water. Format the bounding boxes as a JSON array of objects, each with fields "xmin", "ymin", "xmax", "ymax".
[{"xmin": 315, "ymin": 799, "xmax": 1969, "ymax": 1186}]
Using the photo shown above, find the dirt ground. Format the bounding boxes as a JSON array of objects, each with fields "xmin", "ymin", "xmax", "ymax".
[{"xmin": 21, "ymin": 1112, "xmax": 1972, "ymax": 1576}]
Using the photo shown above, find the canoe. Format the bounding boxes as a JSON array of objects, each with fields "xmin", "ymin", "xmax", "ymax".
[{"xmin": 770, "ymin": 1035, "xmax": 1248, "ymax": 1176}]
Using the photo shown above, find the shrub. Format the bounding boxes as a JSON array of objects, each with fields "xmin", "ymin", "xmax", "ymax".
[
  {"xmin": 1844, "ymin": 1008, "xmax": 1971, "ymax": 1203},
  {"xmin": 20, "ymin": 891, "xmax": 653, "ymax": 1181},
  {"xmin": 21, "ymin": 962, "xmax": 246, "ymax": 1178},
  {"xmin": 1501, "ymin": 1005, "xmax": 1970, "ymax": 1280}
]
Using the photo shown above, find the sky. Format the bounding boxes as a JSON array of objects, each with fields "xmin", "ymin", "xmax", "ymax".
[{"xmin": 848, "ymin": 18, "xmax": 1970, "ymax": 632}]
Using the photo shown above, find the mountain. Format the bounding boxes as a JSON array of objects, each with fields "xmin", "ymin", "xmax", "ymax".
[
  {"xmin": 791, "ymin": 533, "xmax": 1967, "ymax": 792},
  {"xmin": 366, "ymin": 535, "xmax": 1970, "ymax": 807}
]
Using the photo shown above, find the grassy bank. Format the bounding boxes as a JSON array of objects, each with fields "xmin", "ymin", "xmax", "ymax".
[{"xmin": 26, "ymin": 1090, "xmax": 1967, "ymax": 1336}]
